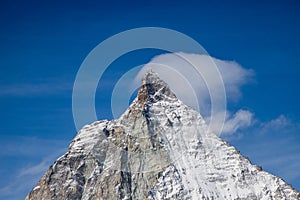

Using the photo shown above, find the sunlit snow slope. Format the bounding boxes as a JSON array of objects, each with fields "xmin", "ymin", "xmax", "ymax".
[{"xmin": 26, "ymin": 71, "xmax": 300, "ymax": 200}]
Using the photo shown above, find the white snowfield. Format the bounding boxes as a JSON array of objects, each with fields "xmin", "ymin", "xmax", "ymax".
[{"xmin": 26, "ymin": 71, "xmax": 300, "ymax": 200}]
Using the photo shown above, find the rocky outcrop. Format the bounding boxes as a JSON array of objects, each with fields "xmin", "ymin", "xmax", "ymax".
[{"xmin": 26, "ymin": 71, "xmax": 300, "ymax": 200}]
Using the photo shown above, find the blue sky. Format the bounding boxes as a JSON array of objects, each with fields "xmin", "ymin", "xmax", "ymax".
[{"xmin": 0, "ymin": 0, "xmax": 300, "ymax": 199}]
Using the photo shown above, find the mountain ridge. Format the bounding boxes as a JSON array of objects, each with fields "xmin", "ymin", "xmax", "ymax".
[{"xmin": 26, "ymin": 71, "xmax": 300, "ymax": 200}]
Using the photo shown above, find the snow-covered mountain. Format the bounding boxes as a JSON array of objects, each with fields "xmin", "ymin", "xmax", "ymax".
[{"xmin": 26, "ymin": 71, "xmax": 300, "ymax": 200}]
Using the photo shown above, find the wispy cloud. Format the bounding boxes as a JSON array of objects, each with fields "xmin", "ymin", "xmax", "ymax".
[
  {"xmin": 0, "ymin": 82, "xmax": 72, "ymax": 96},
  {"xmin": 18, "ymin": 152, "xmax": 63, "ymax": 177},
  {"xmin": 222, "ymin": 109, "xmax": 254, "ymax": 135},
  {"xmin": 0, "ymin": 136, "xmax": 67, "ymax": 200},
  {"xmin": 135, "ymin": 52, "xmax": 254, "ymax": 135},
  {"xmin": 0, "ymin": 150, "xmax": 64, "ymax": 198},
  {"xmin": 0, "ymin": 136, "xmax": 66, "ymax": 157},
  {"xmin": 225, "ymin": 115, "xmax": 300, "ymax": 189},
  {"xmin": 136, "ymin": 53, "xmax": 254, "ymax": 115},
  {"xmin": 259, "ymin": 115, "xmax": 299, "ymax": 134},
  {"xmin": 213, "ymin": 58, "xmax": 255, "ymax": 101}
]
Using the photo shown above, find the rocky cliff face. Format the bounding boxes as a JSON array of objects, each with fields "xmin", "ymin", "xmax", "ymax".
[{"xmin": 26, "ymin": 72, "xmax": 300, "ymax": 200}]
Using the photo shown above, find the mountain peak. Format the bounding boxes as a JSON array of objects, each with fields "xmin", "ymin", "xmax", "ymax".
[
  {"xmin": 26, "ymin": 71, "xmax": 300, "ymax": 200},
  {"xmin": 143, "ymin": 70, "xmax": 161, "ymax": 83},
  {"xmin": 137, "ymin": 70, "xmax": 177, "ymax": 103}
]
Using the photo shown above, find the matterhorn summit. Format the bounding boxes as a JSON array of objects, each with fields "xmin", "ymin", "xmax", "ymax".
[{"xmin": 26, "ymin": 71, "xmax": 300, "ymax": 200}]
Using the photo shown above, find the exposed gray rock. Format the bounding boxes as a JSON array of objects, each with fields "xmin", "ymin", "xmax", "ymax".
[{"xmin": 26, "ymin": 71, "xmax": 300, "ymax": 200}]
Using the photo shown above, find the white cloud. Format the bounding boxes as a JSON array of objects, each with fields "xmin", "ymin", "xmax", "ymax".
[
  {"xmin": 0, "ymin": 82, "xmax": 72, "ymax": 96},
  {"xmin": 222, "ymin": 109, "xmax": 254, "ymax": 135},
  {"xmin": 135, "ymin": 52, "xmax": 254, "ymax": 115},
  {"xmin": 18, "ymin": 156, "xmax": 57, "ymax": 177},
  {"xmin": 213, "ymin": 58, "xmax": 254, "ymax": 100},
  {"xmin": 0, "ymin": 136, "xmax": 67, "ymax": 199},
  {"xmin": 134, "ymin": 52, "xmax": 254, "ymax": 135},
  {"xmin": 260, "ymin": 115, "xmax": 293, "ymax": 134}
]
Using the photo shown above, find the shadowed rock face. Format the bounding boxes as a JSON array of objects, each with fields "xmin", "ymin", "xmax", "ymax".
[
  {"xmin": 137, "ymin": 71, "xmax": 177, "ymax": 104},
  {"xmin": 26, "ymin": 71, "xmax": 300, "ymax": 200}
]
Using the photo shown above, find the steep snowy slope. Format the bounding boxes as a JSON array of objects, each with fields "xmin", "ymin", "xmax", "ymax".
[{"xmin": 26, "ymin": 71, "xmax": 300, "ymax": 200}]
